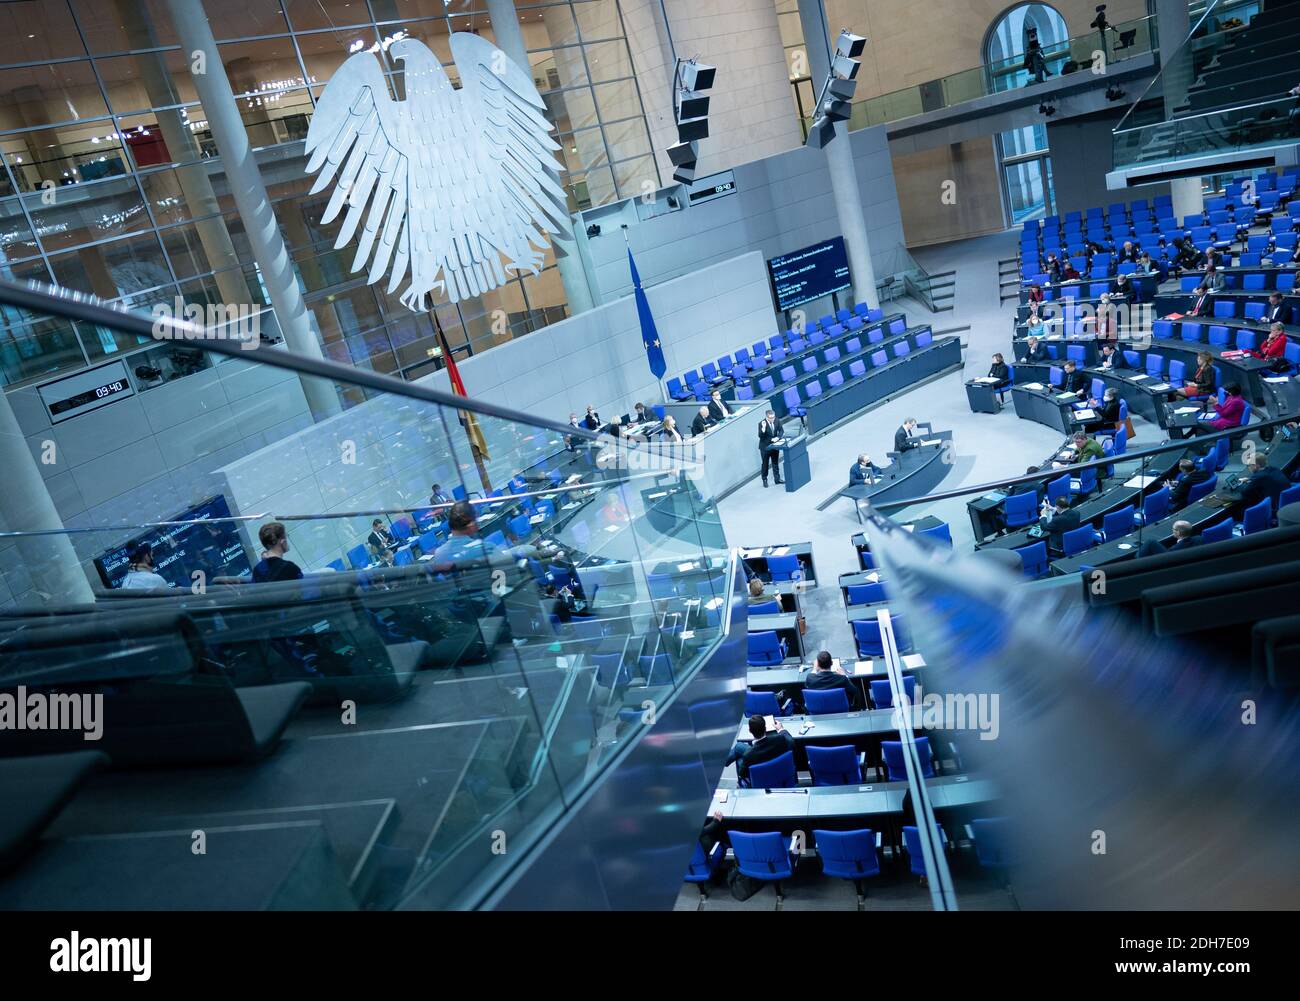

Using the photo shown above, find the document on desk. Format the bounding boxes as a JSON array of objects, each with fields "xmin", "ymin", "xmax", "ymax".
[
  {"xmin": 1130, "ymin": 373, "xmax": 1150, "ymax": 381},
  {"xmin": 1174, "ymin": 406, "xmax": 1200, "ymax": 415},
  {"xmin": 1023, "ymin": 382, "xmax": 1044, "ymax": 390},
  {"xmin": 770, "ymin": 546, "xmax": 790, "ymax": 556},
  {"xmin": 1055, "ymin": 392, "xmax": 1078, "ymax": 400},
  {"xmin": 1148, "ymin": 383, "xmax": 1171, "ymax": 392},
  {"xmin": 1264, "ymin": 376, "xmax": 1290, "ymax": 384},
  {"xmin": 1124, "ymin": 474, "xmax": 1159, "ymax": 488},
  {"xmin": 1074, "ymin": 408, "xmax": 1096, "ymax": 420},
  {"xmin": 676, "ymin": 561, "xmax": 698, "ymax": 572},
  {"xmin": 902, "ymin": 654, "xmax": 926, "ymax": 670},
  {"xmin": 919, "ymin": 438, "xmax": 942, "ymax": 446},
  {"xmin": 972, "ymin": 377, "xmax": 1000, "ymax": 384},
  {"xmin": 983, "ymin": 491, "xmax": 1007, "ymax": 502},
  {"xmin": 739, "ymin": 548, "xmax": 763, "ymax": 559}
]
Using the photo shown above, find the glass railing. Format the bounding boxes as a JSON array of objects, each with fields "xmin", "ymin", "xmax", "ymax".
[
  {"xmin": 1111, "ymin": 0, "xmax": 1298, "ymax": 168},
  {"xmin": 830, "ymin": 14, "xmax": 1157, "ymax": 131},
  {"xmin": 0, "ymin": 278, "xmax": 736, "ymax": 910}
]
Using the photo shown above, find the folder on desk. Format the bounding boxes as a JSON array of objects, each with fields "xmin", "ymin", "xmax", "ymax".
[
  {"xmin": 1023, "ymin": 382, "xmax": 1044, "ymax": 390},
  {"xmin": 1130, "ymin": 373, "xmax": 1150, "ymax": 381},
  {"xmin": 919, "ymin": 438, "xmax": 942, "ymax": 446}
]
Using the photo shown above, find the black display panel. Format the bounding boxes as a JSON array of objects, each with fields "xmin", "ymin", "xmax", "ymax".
[
  {"xmin": 767, "ymin": 236, "xmax": 851, "ymax": 312},
  {"xmin": 95, "ymin": 495, "xmax": 251, "ymax": 589}
]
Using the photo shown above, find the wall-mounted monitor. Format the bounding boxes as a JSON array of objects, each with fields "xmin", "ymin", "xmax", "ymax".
[
  {"xmin": 94, "ymin": 495, "xmax": 251, "ymax": 589},
  {"xmin": 38, "ymin": 360, "xmax": 134, "ymax": 424},
  {"xmin": 766, "ymin": 236, "xmax": 851, "ymax": 312}
]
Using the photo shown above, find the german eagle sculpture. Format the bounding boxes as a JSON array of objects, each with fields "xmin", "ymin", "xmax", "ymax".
[{"xmin": 304, "ymin": 34, "xmax": 571, "ymax": 309}]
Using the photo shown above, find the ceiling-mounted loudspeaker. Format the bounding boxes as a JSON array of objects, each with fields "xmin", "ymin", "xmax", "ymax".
[
  {"xmin": 806, "ymin": 117, "xmax": 834, "ymax": 149},
  {"xmin": 677, "ymin": 116, "xmax": 709, "ymax": 143},
  {"xmin": 824, "ymin": 78, "xmax": 856, "ymax": 121},
  {"xmin": 677, "ymin": 90, "xmax": 710, "ymax": 119},
  {"xmin": 672, "ymin": 162, "xmax": 697, "ymax": 183},
  {"xmin": 831, "ymin": 55, "xmax": 861, "ymax": 80},
  {"xmin": 667, "ymin": 140, "xmax": 698, "ymax": 166},
  {"xmin": 679, "ymin": 60, "xmax": 716, "ymax": 92}
]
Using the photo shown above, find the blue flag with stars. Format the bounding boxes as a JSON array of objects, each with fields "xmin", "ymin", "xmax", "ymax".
[{"xmin": 628, "ymin": 248, "xmax": 666, "ymax": 379}]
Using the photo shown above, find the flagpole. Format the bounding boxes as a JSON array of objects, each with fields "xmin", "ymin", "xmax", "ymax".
[{"xmin": 435, "ymin": 325, "xmax": 492, "ymax": 495}]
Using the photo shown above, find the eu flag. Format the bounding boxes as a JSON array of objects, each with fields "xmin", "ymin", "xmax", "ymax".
[{"xmin": 628, "ymin": 248, "xmax": 666, "ymax": 379}]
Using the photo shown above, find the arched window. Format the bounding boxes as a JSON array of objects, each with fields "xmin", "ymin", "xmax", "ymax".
[{"xmin": 985, "ymin": 3, "xmax": 1071, "ymax": 70}]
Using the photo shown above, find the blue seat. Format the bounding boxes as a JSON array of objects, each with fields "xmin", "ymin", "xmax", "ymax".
[
  {"xmin": 803, "ymin": 687, "xmax": 850, "ymax": 715},
  {"xmin": 325, "ymin": 558, "xmax": 345, "ymax": 572},
  {"xmin": 1016, "ymin": 541, "xmax": 1048, "ymax": 578},
  {"xmin": 918, "ymin": 521, "xmax": 952, "ymax": 547},
  {"xmin": 1101, "ymin": 505, "xmax": 1134, "ymax": 541},
  {"xmin": 1207, "ymin": 325, "xmax": 1231, "ymax": 348},
  {"xmin": 744, "ymin": 688, "xmax": 792, "ymax": 718},
  {"xmin": 1061, "ymin": 523, "xmax": 1099, "ymax": 556},
  {"xmin": 647, "ymin": 572, "xmax": 677, "ymax": 599},
  {"xmin": 683, "ymin": 839, "xmax": 725, "ymax": 898},
  {"xmin": 1240, "ymin": 496, "xmax": 1272, "ymax": 535},
  {"xmin": 347, "ymin": 544, "xmax": 370, "ymax": 570},
  {"xmin": 748, "ymin": 600, "xmax": 781, "ymax": 615},
  {"xmin": 848, "ymin": 359, "xmax": 867, "ymax": 378},
  {"xmin": 893, "ymin": 340, "xmax": 911, "ymax": 357},
  {"xmin": 970, "ymin": 817, "xmax": 1014, "ymax": 870},
  {"xmin": 806, "ymin": 745, "xmax": 864, "ymax": 786},
  {"xmin": 1003, "ymin": 491, "xmax": 1038, "ymax": 528},
  {"xmin": 747, "ymin": 750, "xmax": 798, "ymax": 790},
  {"xmin": 638, "ymin": 653, "xmax": 673, "ymax": 685},
  {"xmin": 766, "ymin": 554, "xmax": 802, "ymax": 582},
  {"xmin": 902, "ymin": 823, "xmax": 950, "ymax": 879},
  {"xmin": 846, "ymin": 582, "xmax": 887, "ymax": 606},
  {"xmin": 666, "ymin": 377, "xmax": 692, "ymax": 401},
  {"xmin": 1136, "ymin": 485, "xmax": 1170, "ymax": 525},
  {"xmin": 869, "ymin": 675, "xmax": 915, "ymax": 709},
  {"xmin": 1186, "ymin": 473, "xmax": 1217, "ymax": 505},
  {"xmin": 1069, "ymin": 466, "xmax": 1097, "ymax": 498},
  {"xmin": 1197, "ymin": 518, "xmax": 1231, "ymax": 545},
  {"xmin": 1236, "ymin": 330, "xmax": 1256, "ymax": 352},
  {"xmin": 393, "ymin": 547, "xmax": 414, "ymax": 566},
  {"xmin": 728, "ymin": 830, "xmax": 798, "ymax": 900},
  {"xmin": 851, "ymin": 615, "xmax": 909, "ymax": 657},
  {"xmin": 782, "ymin": 386, "xmax": 804, "ymax": 418},
  {"xmin": 417, "ymin": 529, "xmax": 442, "ymax": 553},
  {"xmin": 812, "ymin": 828, "xmax": 881, "ymax": 901},
  {"xmin": 747, "ymin": 631, "xmax": 787, "ymax": 666},
  {"xmin": 1277, "ymin": 483, "xmax": 1300, "ymax": 515},
  {"xmin": 881, "ymin": 736, "xmax": 934, "ymax": 781},
  {"xmin": 1046, "ymin": 475, "xmax": 1071, "ymax": 506},
  {"xmin": 508, "ymin": 513, "xmax": 532, "ymax": 539}
]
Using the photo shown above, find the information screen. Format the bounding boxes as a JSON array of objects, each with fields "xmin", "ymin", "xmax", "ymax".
[
  {"xmin": 95, "ymin": 495, "xmax": 251, "ymax": 589},
  {"xmin": 767, "ymin": 237, "xmax": 851, "ymax": 312},
  {"xmin": 38, "ymin": 360, "xmax": 135, "ymax": 424}
]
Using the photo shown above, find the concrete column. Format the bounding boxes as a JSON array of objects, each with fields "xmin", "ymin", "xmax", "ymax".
[
  {"xmin": 0, "ymin": 393, "xmax": 93, "ymax": 604},
  {"xmin": 1154, "ymin": 0, "xmax": 1203, "ymax": 219},
  {"xmin": 164, "ymin": 0, "xmax": 340, "ymax": 419},
  {"xmin": 796, "ymin": 0, "xmax": 879, "ymax": 309},
  {"xmin": 487, "ymin": 0, "xmax": 593, "ymax": 315}
]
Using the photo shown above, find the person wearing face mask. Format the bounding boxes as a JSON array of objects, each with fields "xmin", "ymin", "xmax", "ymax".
[{"xmin": 253, "ymin": 521, "xmax": 304, "ymax": 583}]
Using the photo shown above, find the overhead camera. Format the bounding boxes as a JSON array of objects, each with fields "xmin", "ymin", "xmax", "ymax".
[
  {"xmin": 585, "ymin": 223, "xmax": 601, "ymax": 238},
  {"xmin": 1090, "ymin": 4, "xmax": 1109, "ymax": 31},
  {"xmin": 134, "ymin": 364, "xmax": 163, "ymax": 383}
]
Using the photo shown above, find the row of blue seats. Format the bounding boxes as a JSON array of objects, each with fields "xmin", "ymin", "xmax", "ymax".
[
  {"xmin": 779, "ymin": 331, "xmax": 935, "ymax": 420},
  {"xmin": 1176, "ymin": 267, "xmax": 1299, "ymax": 295},
  {"xmin": 688, "ymin": 819, "xmax": 1007, "ymax": 903},
  {"xmin": 665, "ymin": 304, "xmax": 886, "ymax": 401}
]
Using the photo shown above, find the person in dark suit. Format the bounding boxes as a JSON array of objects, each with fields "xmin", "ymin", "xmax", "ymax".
[
  {"xmin": 631, "ymin": 401, "xmax": 651, "ymax": 424},
  {"xmin": 1166, "ymin": 458, "xmax": 1212, "ymax": 509},
  {"xmin": 1040, "ymin": 495, "xmax": 1081, "ymax": 550},
  {"xmin": 757, "ymin": 409, "xmax": 784, "ymax": 486},
  {"xmin": 367, "ymin": 518, "xmax": 397, "ymax": 558},
  {"xmin": 1020, "ymin": 336, "xmax": 1049, "ymax": 363},
  {"xmin": 803, "ymin": 650, "xmax": 864, "ymax": 711},
  {"xmin": 1176, "ymin": 350, "xmax": 1216, "ymax": 399},
  {"xmin": 1097, "ymin": 343, "xmax": 1118, "ymax": 370},
  {"xmin": 988, "ymin": 352, "xmax": 1011, "ymax": 389},
  {"xmin": 894, "ymin": 418, "xmax": 919, "ymax": 452},
  {"xmin": 1137, "ymin": 519, "xmax": 1201, "ymax": 558},
  {"xmin": 1057, "ymin": 360, "xmax": 1088, "ymax": 395},
  {"xmin": 581, "ymin": 405, "xmax": 601, "ymax": 431},
  {"xmin": 724, "ymin": 714, "xmax": 795, "ymax": 784},
  {"xmin": 1083, "ymin": 386, "xmax": 1121, "ymax": 433},
  {"xmin": 565, "ymin": 412, "xmax": 581, "ymax": 451},
  {"xmin": 429, "ymin": 483, "xmax": 452, "ymax": 507},
  {"xmin": 1043, "ymin": 253, "xmax": 1063, "ymax": 283},
  {"xmin": 1239, "ymin": 454, "xmax": 1291, "ymax": 512},
  {"xmin": 691, "ymin": 406, "xmax": 714, "ymax": 437},
  {"xmin": 707, "ymin": 389, "xmax": 733, "ymax": 422},
  {"xmin": 1264, "ymin": 292, "xmax": 1292, "ymax": 327},
  {"xmin": 1203, "ymin": 264, "xmax": 1225, "ymax": 291},
  {"xmin": 848, "ymin": 453, "xmax": 879, "ymax": 486},
  {"xmin": 1187, "ymin": 285, "xmax": 1212, "ymax": 317},
  {"xmin": 1116, "ymin": 240, "xmax": 1139, "ymax": 264}
]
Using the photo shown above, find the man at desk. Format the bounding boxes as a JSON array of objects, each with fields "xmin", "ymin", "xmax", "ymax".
[
  {"xmin": 1039, "ymin": 495, "xmax": 1081, "ymax": 550},
  {"xmin": 725, "ymin": 714, "xmax": 796, "ymax": 785},
  {"xmin": 1166, "ymin": 458, "xmax": 1212, "ymax": 510},
  {"xmin": 1097, "ymin": 343, "xmax": 1118, "ymax": 370},
  {"xmin": 1238, "ymin": 454, "xmax": 1292, "ymax": 512},
  {"xmin": 1020, "ymin": 336, "xmax": 1049, "ymax": 364},
  {"xmin": 894, "ymin": 417, "xmax": 920, "ymax": 453},
  {"xmin": 1264, "ymin": 293, "xmax": 1292, "ymax": 327},
  {"xmin": 367, "ymin": 518, "xmax": 397, "ymax": 559},
  {"xmin": 691, "ymin": 405, "xmax": 714, "ymax": 437},
  {"xmin": 1057, "ymin": 360, "xmax": 1088, "ymax": 395},
  {"xmin": 849, "ymin": 453, "xmax": 880, "ymax": 487},
  {"xmin": 707, "ymin": 389, "xmax": 733, "ymax": 422},
  {"xmin": 1069, "ymin": 431, "xmax": 1105, "ymax": 464},
  {"xmin": 581, "ymin": 405, "xmax": 601, "ymax": 431},
  {"xmin": 630, "ymin": 401, "xmax": 651, "ymax": 424},
  {"xmin": 804, "ymin": 650, "xmax": 865, "ymax": 711},
  {"xmin": 1137, "ymin": 519, "xmax": 1201, "ymax": 558},
  {"xmin": 1187, "ymin": 285, "xmax": 1212, "ymax": 318},
  {"xmin": 758, "ymin": 410, "xmax": 785, "ymax": 487}
]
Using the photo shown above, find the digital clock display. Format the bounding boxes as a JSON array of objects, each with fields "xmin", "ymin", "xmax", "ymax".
[{"xmin": 38, "ymin": 360, "xmax": 136, "ymax": 424}]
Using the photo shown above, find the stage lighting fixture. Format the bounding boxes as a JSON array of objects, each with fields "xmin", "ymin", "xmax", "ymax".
[
  {"xmin": 668, "ymin": 57, "xmax": 716, "ymax": 183},
  {"xmin": 804, "ymin": 28, "xmax": 867, "ymax": 147}
]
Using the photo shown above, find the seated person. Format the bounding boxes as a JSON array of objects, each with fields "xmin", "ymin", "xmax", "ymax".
[
  {"xmin": 367, "ymin": 518, "xmax": 397, "ymax": 559},
  {"xmin": 1043, "ymin": 253, "xmax": 1063, "ymax": 283},
  {"xmin": 581, "ymin": 405, "xmax": 601, "ymax": 431},
  {"xmin": 1007, "ymin": 466, "xmax": 1044, "ymax": 501},
  {"xmin": 1187, "ymin": 285, "xmax": 1212, "ymax": 317},
  {"xmin": 1083, "ymin": 387, "xmax": 1121, "ymax": 434},
  {"xmin": 1166, "ymin": 458, "xmax": 1211, "ymax": 509},
  {"xmin": 747, "ymin": 576, "xmax": 781, "ymax": 608},
  {"xmin": 1067, "ymin": 431, "xmax": 1105, "ymax": 469},
  {"xmin": 630, "ymin": 401, "xmax": 652, "ymax": 424},
  {"xmin": 1039, "ymin": 495, "xmax": 1081, "ymax": 550},
  {"xmin": 1137, "ymin": 519, "xmax": 1200, "ymax": 558},
  {"xmin": 119, "ymin": 542, "xmax": 173, "ymax": 590},
  {"xmin": 1264, "ymin": 292, "xmax": 1292, "ymax": 327},
  {"xmin": 252, "ymin": 521, "xmax": 304, "ymax": 583},
  {"xmin": 1238, "ymin": 454, "xmax": 1291, "ymax": 512},
  {"xmin": 1116, "ymin": 240, "xmax": 1139, "ymax": 264},
  {"xmin": 1203, "ymin": 264, "xmax": 1225, "ymax": 291},
  {"xmin": 691, "ymin": 405, "xmax": 714, "ymax": 437},
  {"xmin": 1176, "ymin": 351, "xmax": 1216, "ymax": 399},
  {"xmin": 707, "ymin": 389, "xmax": 733, "ymax": 422},
  {"xmin": 1097, "ymin": 343, "xmax": 1118, "ymax": 370},
  {"xmin": 543, "ymin": 582, "xmax": 584, "ymax": 623},
  {"xmin": 724, "ymin": 714, "xmax": 795, "ymax": 785},
  {"xmin": 803, "ymin": 650, "xmax": 864, "ymax": 711},
  {"xmin": 1112, "ymin": 274, "xmax": 1136, "ymax": 307},
  {"xmin": 1061, "ymin": 261, "xmax": 1081, "ymax": 281},
  {"xmin": 848, "ymin": 453, "xmax": 881, "ymax": 486},
  {"xmin": 1056, "ymin": 360, "xmax": 1088, "ymax": 395},
  {"xmin": 1191, "ymin": 382, "xmax": 1246, "ymax": 434},
  {"xmin": 1020, "ymin": 335, "xmax": 1049, "ymax": 363},
  {"xmin": 1027, "ymin": 283, "xmax": 1044, "ymax": 304},
  {"xmin": 894, "ymin": 417, "xmax": 920, "ymax": 452},
  {"xmin": 1251, "ymin": 322, "xmax": 1288, "ymax": 364}
]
